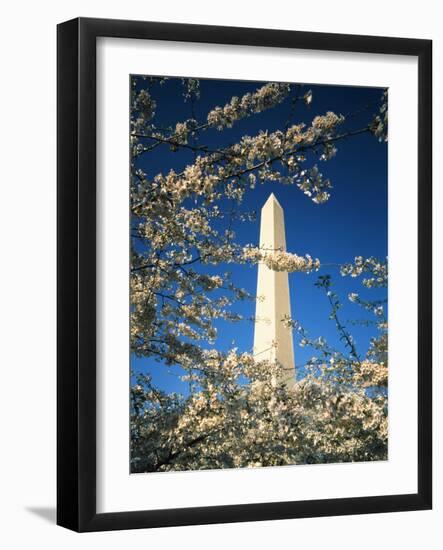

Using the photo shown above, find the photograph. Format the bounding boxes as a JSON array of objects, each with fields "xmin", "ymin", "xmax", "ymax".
[{"xmin": 129, "ymin": 75, "xmax": 389, "ymax": 474}]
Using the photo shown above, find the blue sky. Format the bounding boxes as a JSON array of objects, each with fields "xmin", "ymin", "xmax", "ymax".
[{"xmin": 131, "ymin": 76, "xmax": 387, "ymax": 393}]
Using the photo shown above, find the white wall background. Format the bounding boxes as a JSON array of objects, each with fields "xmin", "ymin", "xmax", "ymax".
[{"xmin": 0, "ymin": 1, "xmax": 441, "ymax": 547}]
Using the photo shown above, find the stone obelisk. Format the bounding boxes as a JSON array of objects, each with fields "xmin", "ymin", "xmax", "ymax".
[{"xmin": 253, "ymin": 193, "xmax": 296, "ymax": 388}]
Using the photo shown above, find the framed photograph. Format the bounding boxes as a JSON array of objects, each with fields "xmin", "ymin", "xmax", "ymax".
[{"xmin": 57, "ymin": 17, "xmax": 432, "ymax": 532}]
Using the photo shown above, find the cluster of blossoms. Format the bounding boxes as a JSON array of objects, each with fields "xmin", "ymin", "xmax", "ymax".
[
  {"xmin": 297, "ymin": 165, "xmax": 332, "ymax": 204},
  {"xmin": 131, "ymin": 347, "xmax": 388, "ymax": 472},
  {"xmin": 131, "ymin": 111, "xmax": 345, "ymax": 212},
  {"xmin": 207, "ymin": 83, "xmax": 291, "ymax": 130},
  {"xmin": 181, "ymin": 78, "xmax": 200, "ymax": 102},
  {"xmin": 370, "ymin": 89, "xmax": 388, "ymax": 142},
  {"xmin": 352, "ymin": 360, "xmax": 388, "ymax": 388},
  {"xmin": 242, "ymin": 246, "xmax": 320, "ymax": 273},
  {"xmin": 130, "ymin": 88, "xmax": 157, "ymax": 135},
  {"xmin": 172, "ymin": 121, "xmax": 191, "ymax": 145},
  {"xmin": 312, "ymin": 111, "xmax": 345, "ymax": 131},
  {"xmin": 131, "ymin": 82, "xmax": 292, "ymax": 156},
  {"xmin": 341, "ymin": 256, "xmax": 388, "ymax": 288}
]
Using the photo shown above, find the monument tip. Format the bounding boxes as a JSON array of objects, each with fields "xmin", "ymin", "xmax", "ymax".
[{"xmin": 263, "ymin": 192, "xmax": 282, "ymax": 210}]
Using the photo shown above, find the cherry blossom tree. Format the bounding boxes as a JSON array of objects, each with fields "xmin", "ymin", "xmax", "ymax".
[{"xmin": 129, "ymin": 76, "xmax": 388, "ymax": 473}]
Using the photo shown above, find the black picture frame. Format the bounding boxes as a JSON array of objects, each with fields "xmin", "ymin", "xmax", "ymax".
[{"xmin": 57, "ymin": 17, "xmax": 432, "ymax": 532}]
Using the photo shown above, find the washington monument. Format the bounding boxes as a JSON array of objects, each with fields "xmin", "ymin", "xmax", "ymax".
[{"xmin": 253, "ymin": 193, "xmax": 296, "ymax": 388}]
